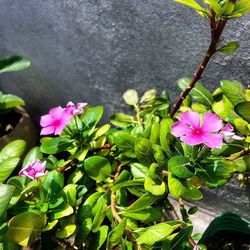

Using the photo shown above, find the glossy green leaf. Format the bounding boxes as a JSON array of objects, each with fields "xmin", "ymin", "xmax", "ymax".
[
  {"xmin": 0, "ymin": 184, "xmax": 15, "ymax": 217},
  {"xmin": 234, "ymin": 101, "xmax": 250, "ymax": 123},
  {"xmin": 0, "ymin": 157, "xmax": 20, "ymax": 183},
  {"xmin": 81, "ymin": 106, "xmax": 103, "ymax": 127},
  {"xmin": 234, "ymin": 0, "xmax": 250, "ymax": 15},
  {"xmin": 84, "ymin": 156, "xmax": 111, "ymax": 181},
  {"xmin": 137, "ymin": 223, "xmax": 174, "ymax": 245},
  {"xmin": 108, "ymin": 218, "xmax": 126, "ymax": 247},
  {"xmin": 110, "ymin": 113, "xmax": 135, "ymax": 128},
  {"xmin": 159, "ymin": 118, "xmax": 174, "ymax": 156},
  {"xmin": 174, "ymin": 0, "xmax": 206, "ymax": 12},
  {"xmin": 0, "ymin": 56, "xmax": 30, "ymax": 74},
  {"xmin": 55, "ymin": 224, "xmax": 76, "ymax": 239},
  {"xmin": 219, "ymin": 41, "xmax": 240, "ymax": 54},
  {"xmin": 177, "ymin": 77, "xmax": 213, "ymax": 106},
  {"xmin": 220, "ymin": 80, "xmax": 246, "ymax": 105},
  {"xmin": 168, "ymin": 173, "xmax": 186, "ymax": 199},
  {"xmin": 0, "ymin": 95, "xmax": 25, "ymax": 110},
  {"xmin": 50, "ymin": 204, "xmax": 74, "ymax": 220},
  {"xmin": 182, "ymin": 185, "xmax": 203, "ymax": 201},
  {"xmin": 130, "ymin": 163, "xmax": 148, "ymax": 179},
  {"xmin": 123, "ymin": 89, "xmax": 138, "ymax": 106},
  {"xmin": 63, "ymin": 184, "xmax": 77, "ymax": 207},
  {"xmin": 40, "ymin": 137, "xmax": 74, "ymax": 154},
  {"xmin": 113, "ymin": 131, "xmax": 136, "ymax": 152},
  {"xmin": 0, "ymin": 140, "xmax": 26, "ymax": 162},
  {"xmin": 144, "ymin": 177, "xmax": 166, "ymax": 196},
  {"xmin": 8, "ymin": 211, "xmax": 46, "ymax": 247},
  {"xmin": 90, "ymin": 225, "xmax": 108, "ymax": 250},
  {"xmin": 170, "ymin": 225, "xmax": 193, "ymax": 250},
  {"xmin": 168, "ymin": 156, "xmax": 194, "ymax": 179},
  {"xmin": 22, "ymin": 147, "xmax": 42, "ymax": 168}
]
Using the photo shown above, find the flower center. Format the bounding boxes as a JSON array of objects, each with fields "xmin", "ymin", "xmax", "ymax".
[{"xmin": 53, "ymin": 120, "xmax": 60, "ymax": 126}]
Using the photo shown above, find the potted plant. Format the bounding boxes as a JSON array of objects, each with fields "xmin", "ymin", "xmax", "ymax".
[
  {"xmin": 0, "ymin": 0, "xmax": 250, "ymax": 249},
  {"xmin": 0, "ymin": 56, "xmax": 37, "ymax": 151}
]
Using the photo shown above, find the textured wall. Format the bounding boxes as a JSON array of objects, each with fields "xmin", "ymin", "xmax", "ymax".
[{"xmin": 0, "ymin": 0, "xmax": 249, "ymax": 219}]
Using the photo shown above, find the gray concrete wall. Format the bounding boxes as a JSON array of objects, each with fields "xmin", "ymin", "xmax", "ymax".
[{"xmin": 0, "ymin": 1, "xmax": 249, "ymax": 220}]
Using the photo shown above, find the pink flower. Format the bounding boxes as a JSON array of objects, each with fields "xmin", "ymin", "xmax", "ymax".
[
  {"xmin": 19, "ymin": 160, "xmax": 47, "ymax": 180},
  {"xmin": 171, "ymin": 111, "xmax": 223, "ymax": 148},
  {"xmin": 221, "ymin": 123, "xmax": 244, "ymax": 142},
  {"xmin": 40, "ymin": 106, "xmax": 72, "ymax": 135},
  {"xmin": 64, "ymin": 102, "xmax": 87, "ymax": 115}
]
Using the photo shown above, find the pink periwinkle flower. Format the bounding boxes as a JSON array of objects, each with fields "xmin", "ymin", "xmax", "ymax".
[
  {"xmin": 221, "ymin": 123, "xmax": 244, "ymax": 142},
  {"xmin": 64, "ymin": 101, "xmax": 87, "ymax": 115},
  {"xmin": 40, "ymin": 106, "xmax": 72, "ymax": 135},
  {"xmin": 19, "ymin": 160, "xmax": 47, "ymax": 180},
  {"xmin": 171, "ymin": 111, "xmax": 223, "ymax": 148}
]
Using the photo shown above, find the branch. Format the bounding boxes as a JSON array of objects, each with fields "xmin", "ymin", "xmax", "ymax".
[
  {"xmin": 89, "ymin": 143, "xmax": 114, "ymax": 153},
  {"xmin": 170, "ymin": 17, "xmax": 228, "ymax": 118},
  {"xmin": 227, "ymin": 149, "xmax": 250, "ymax": 161}
]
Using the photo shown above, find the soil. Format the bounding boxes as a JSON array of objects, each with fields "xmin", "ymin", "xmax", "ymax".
[
  {"xmin": 205, "ymin": 231, "xmax": 250, "ymax": 250},
  {"xmin": 0, "ymin": 110, "xmax": 22, "ymax": 137}
]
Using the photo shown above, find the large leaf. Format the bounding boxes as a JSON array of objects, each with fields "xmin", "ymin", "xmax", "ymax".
[
  {"xmin": 137, "ymin": 223, "xmax": 174, "ymax": 245},
  {"xmin": 22, "ymin": 147, "xmax": 42, "ymax": 168},
  {"xmin": 220, "ymin": 80, "xmax": 246, "ymax": 105},
  {"xmin": 40, "ymin": 137, "xmax": 74, "ymax": 154},
  {"xmin": 108, "ymin": 218, "xmax": 127, "ymax": 247},
  {"xmin": 234, "ymin": 101, "xmax": 250, "ymax": 123},
  {"xmin": 168, "ymin": 155, "xmax": 194, "ymax": 179},
  {"xmin": 0, "ymin": 95, "xmax": 25, "ymax": 110},
  {"xmin": 89, "ymin": 225, "xmax": 108, "ymax": 250},
  {"xmin": 110, "ymin": 113, "xmax": 135, "ymax": 128},
  {"xmin": 144, "ymin": 177, "xmax": 166, "ymax": 196},
  {"xmin": 0, "ymin": 56, "xmax": 30, "ymax": 74},
  {"xmin": 8, "ymin": 211, "xmax": 46, "ymax": 247},
  {"xmin": 113, "ymin": 131, "xmax": 136, "ymax": 152},
  {"xmin": 0, "ymin": 157, "xmax": 20, "ymax": 183},
  {"xmin": 177, "ymin": 77, "xmax": 213, "ymax": 106},
  {"xmin": 168, "ymin": 173, "xmax": 186, "ymax": 199},
  {"xmin": 0, "ymin": 184, "xmax": 15, "ymax": 217},
  {"xmin": 0, "ymin": 140, "xmax": 26, "ymax": 162},
  {"xmin": 81, "ymin": 106, "xmax": 103, "ymax": 127},
  {"xmin": 84, "ymin": 156, "xmax": 112, "ymax": 181}
]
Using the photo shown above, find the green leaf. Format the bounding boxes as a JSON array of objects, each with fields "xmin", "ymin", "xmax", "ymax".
[
  {"xmin": 182, "ymin": 184, "xmax": 203, "ymax": 201},
  {"xmin": 81, "ymin": 106, "xmax": 103, "ymax": 127},
  {"xmin": 40, "ymin": 137, "xmax": 74, "ymax": 154},
  {"xmin": 8, "ymin": 211, "xmax": 46, "ymax": 247},
  {"xmin": 174, "ymin": 0, "xmax": 206, "ymax": 12},
  {"xmin": 144, "ymin": 177, "xmax": 166, "ymax": 196},
  {"xmin": 130, "ymin": 163, "xmax": 148, "ymax": 179},
  {"xmin": 113, "ymin": 131, "xmax": 136, "ymax": 152},
  {"xmin": 0, "ymin": 56, "xmax": 30, "ymax": 74},
  {"xmin": 0, "ymin": 157, "xmax": 20, "ymax": 183},
  {"xmin": 84, "ymin": 156, "xmax": 112, "ymax": 181},
  {"xmin": 22, "ymin": 147, "xmax": 42, "ymax": 168},
  {"xmin": 0, "ymin": 140, "xmax": 26, "ymax": 162},
  {"xmin": 204, "ymin": 0, "xmax": 223, "ymax": 14},
  {"xmin": 234, "ymin": 101, "xmax": 250, "ymax": 123},
  {"xmin": 0, "ymin": 95, "xmax": 25, "ymax": 110},
  {"xmin": 219, "ymin": 41, "xmax": 240, "ymax": 54},
  {"xmin": 126, "ymin": 193, "xmax": 159, "ymax": 212},
  {"xmin": 63, "ymin": 184, "xmax": 77, "ymax": 207},
  {"xmin": 123, "ymin": 89, "xmax": 138, "ymax": 106},
  {"xmin": 170, "ymin": 225, "xmax": 193, "ymax": 250},
  {"xmin": 168, "ymin": 156, "xmax": 194, "ymax": 179},
  {"xmin": 160, "ymin": 118, "xmax": 174, "ymax": 156},
  {"xmin": 108, "ymin": 218, "xmax": 126, "ymax": 247},
  {"xmin": 168, "ymin": 173, "xmax": 186, "ymax": 199},
  {"xmin": 90, "ymin": 225, "xmax": 108, "ymax": 250},
  {"xmin": 0, "ymin": 184, "xmax": 15, "ymax": 217},
  {"xmin": 55, "ymin": 224, "xmax": 76, "ymax": 239},
  {"xmin": 110, "ymin": 113, "xmax": 135, "ymax": 128},
  {"xmin": 43, "ymin": 170, "xmax": 64, "ymax": 196},
  {"xmin": 233, "ymin": 0, "xmax": 250, "ymax": 15},
  {"xmin": 140, "ymin": 89, "xmax": 156, "ymax": 103},
  {"xmin": 92, "ymin": 204, "xmax": 107, "ymax": 232},
  {"xmin": 137, "ymin": 223, "xmax": 174, "ymax": 245},
  {"xmin": 220, "ymin": 80, "xmax": 246, "ymax": 105},
  {"xmin": 50, "ymin": 204, "xmax": 74, "ymax": 220},
  {"xmin": 177, "ymin": 77, "xmax": 213, "ymax": 106}
]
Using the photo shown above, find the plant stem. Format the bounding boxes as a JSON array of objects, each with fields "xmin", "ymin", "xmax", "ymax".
[
  {"xmin": 227, "ymin": 149, "xmax": 250, "ymax": 161},
  {"xmin": 170, "ymin": 15, "xmax": 228, "ymax": 118}
]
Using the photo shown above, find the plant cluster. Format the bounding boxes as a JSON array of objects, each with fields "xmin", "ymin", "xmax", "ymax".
[{"xmin": 0, "ymin": 0, "xmax": 250, "ymax": 249}]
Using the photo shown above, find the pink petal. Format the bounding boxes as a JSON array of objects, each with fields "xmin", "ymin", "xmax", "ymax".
[
  {"xmin": 40, "ymin": 114, "xmax": 53, "ymax": 127},
  {"xmin": 200, "ymin": 133, "xmax": 223, "ymax": 148},
  {"xmin": 49, "ymin": 106, "xmax": 64, "ymax": 119},
  {"xmin": 41, "ymin": 126, "xmax": 55, "ymax": 135},
  {"xmin": 222, "ymin": 123, "xmax": 233, "ymax": 132},
  {"xmin": 172, "ymin": 121, "xmax": 194, "ymax": 137},
  {"xmin": 179, "ymin": 111, "xmax": 200, "ymax": 129},
  {"xmin": 54, "ymin": 123, "xmax": 66, "ymax": 135},
  {"xmin": 201, "ymin": 112, "xmax": 223, "ymax": 132},
  {"xmin": 180, "ymin": 133, "xmax": 204, "ymax": 146}
]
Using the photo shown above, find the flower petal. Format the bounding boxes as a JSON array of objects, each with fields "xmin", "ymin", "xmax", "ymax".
[
  {"xmin": 41, "ymin": 126, "xmax": 55, "ymax": 135},
  {"xmin": 201, "ymin": 133, "xmax": 223, "ymax": 148},
  {"xmin": 49, "ymin": 106, "xmax": 64, "ymax": 119},
  {"xmin": 201, "ymin": 112, "xmax": 223, "ymax": 132},
  {"xmin": 40, "ymin": 114, "xmax": 53, "ymax": 127},
  {"xmin": 222, "ymin": 123, "xmax": 233, "ymax": 132},
  {"xmin": 179, "ymin": 111, "xmax": 200, "ymax": 129},
  {"xmin": 180, "ymin": 133, "xmax": 204, "ymax": 146},
  {"xmin": 172, "ymin": 121, "xmax": 194, "ymax": 137}
]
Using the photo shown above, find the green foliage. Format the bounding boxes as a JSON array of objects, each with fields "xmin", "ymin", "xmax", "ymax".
[
  {"xmin": 0, "ymin": 56, "xmax": 30, "ymax": 74},
  {"xmin": 219, "ymin": 41, "xmax": 240, "ymax": 54}
]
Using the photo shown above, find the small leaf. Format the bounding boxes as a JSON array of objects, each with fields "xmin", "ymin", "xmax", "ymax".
[
  {"xmin": 40, "ymin": 137, "xmax": 74, "ymax": 154},
  {"xmin": 8, "ymin": 211, "xmax": 46, "ymax": 247},
  {"xmin": 0, "ymin": 140, "xmax": 26, "ymax": 162},
  {"xmin": 144, "ymin": 177, "xmax": 166, "ymax": 196},
  {"xmin": 140, "ymin": 89, "xmax": 156, "ymax": 103},
  {"xmin": 168, "ymin": 173, "xmax": 186, "ymax": 199},
  {"xmin": 108, "ymin": 218, "xmax": 126, "ymax": 247},
  {"xmin": 234, "ymin": 101, "xmax": 250, "ymax": 123},
  {"xmin": 84, "ymin": 156, "xmax": 112, "ymax": 181},
  {"xmin": 110, "ymin": 113, "xmax": 135, "ymax": 128},
  {"xmin": 123, "ymin": 89, "xmax": 138, "ymax": 106},
  {"xmin": 81, "ymin": 106, "xmax": 103, "ymax": 127},
  {"xmin": 55, "ymin": 224, "xmax": 76, "ymax": 239},
  {"xmin": 0, "ymin": 157, "xmax": 20, "ymax": 183},
  {"xmin": 90, "ymin": 225, "xmax": 108, "ymax": 250},
  {"xmin": 0, "ymin": 94, "xmax": 25, "ymax": 110},
  {"xmin": 22, "ymin": 147, "xmax": 42, "ymax": 168},
  {"xmin": 0, "ymin": 56, "xmax": 30, "ymax": 74},
  {"xmin": 174, "ymin": 0, "xmax": 205, "ymax": 12},
  {"xmin": 219, "ymin": 41, "xmax": 240, "ymax": 54},
  {"xmin": 113, "ymin": 131, "xmax": 136, "ymax": 152},
  {"xmin": 137, "ymin": 223, "xmax": 174, "ymax": 245}
]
